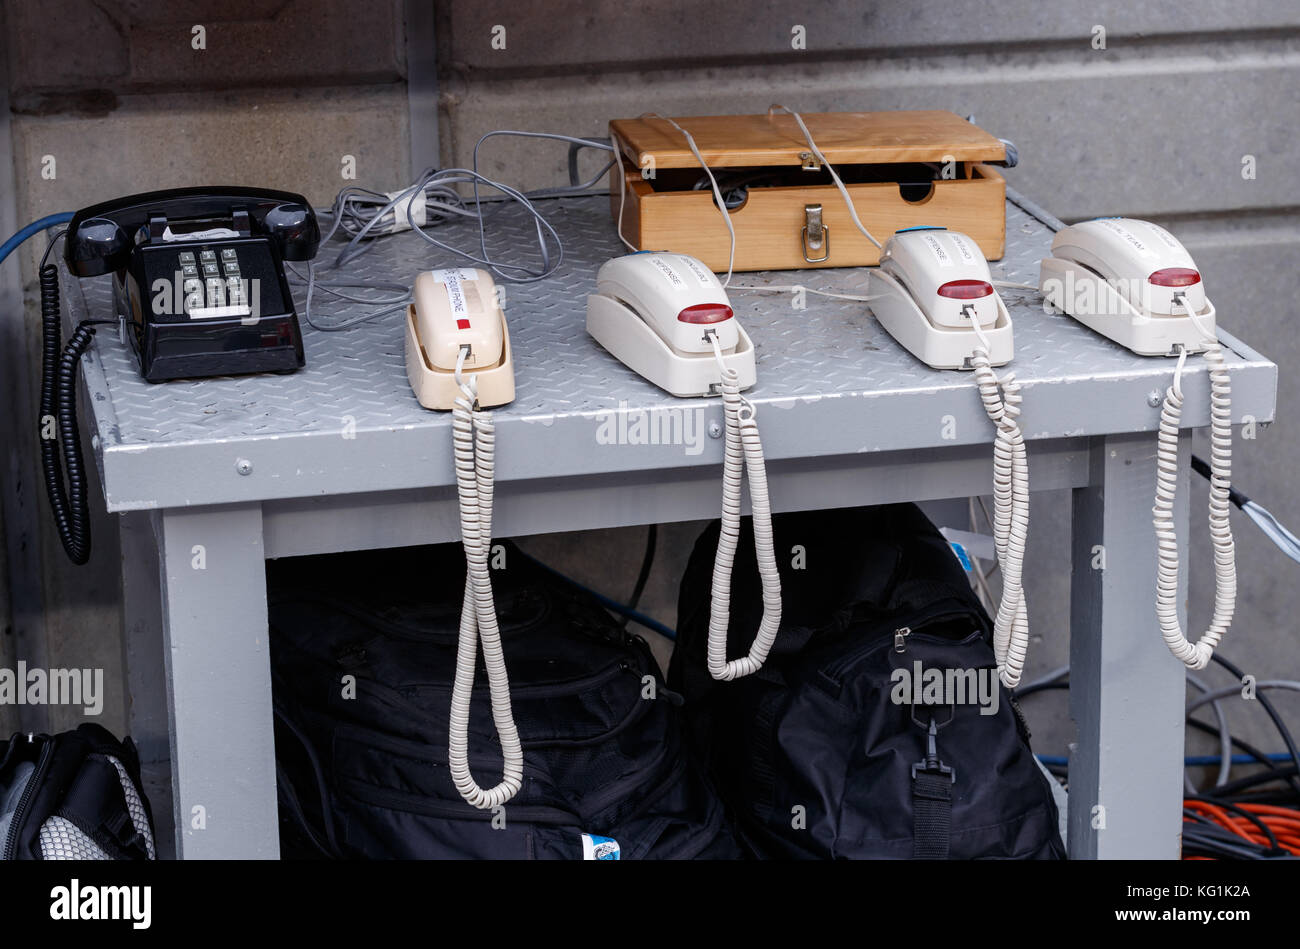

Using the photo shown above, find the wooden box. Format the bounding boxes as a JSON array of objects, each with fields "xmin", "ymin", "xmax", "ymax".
[{"xmin": 609, "ymin": 110, "xmax": 1010, "ymax": 271}]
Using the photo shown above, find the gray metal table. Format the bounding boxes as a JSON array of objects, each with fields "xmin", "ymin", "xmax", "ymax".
[{"xmin": 71, "ymin": 193, "xmax": 1277, "ymax": 859}]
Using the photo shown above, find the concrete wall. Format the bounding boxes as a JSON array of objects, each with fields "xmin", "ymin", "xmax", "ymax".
[
  {"xmin": 2, "ymin": 1, "xmax": 1296, "ymax": 763},
  {"xmin": 0, "ymin": 0, "xmax": 410, "ymax": 737}
]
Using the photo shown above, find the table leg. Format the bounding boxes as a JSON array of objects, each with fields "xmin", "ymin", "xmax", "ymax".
[
  {"xmin": 119, "ymin": 511, "xmax": 175, "ymax": 858},
  {"xmin": 1068, "ymin": 432, "xmax": 1189, "ymax": 859},
  {"xmin": 157, "ymin": 504, "xmax": 278, "ymax": 858}
]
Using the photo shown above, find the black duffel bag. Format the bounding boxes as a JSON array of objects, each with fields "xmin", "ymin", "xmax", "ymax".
[
  {"xmin": 269, "ymin": 540, "xmax": 739, "ymax": 860},
  {"xmin": 670, "ymin": 503, "xmax": 1065, "ymax": 860}
]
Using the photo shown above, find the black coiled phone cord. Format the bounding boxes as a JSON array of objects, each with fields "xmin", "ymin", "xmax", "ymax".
[{"xmin": 38, "ymin": 262, "xmax": 96, "ymax": 564}]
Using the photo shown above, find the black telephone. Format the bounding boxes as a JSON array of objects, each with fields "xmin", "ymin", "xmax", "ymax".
[
  {"xmin": 64, "ymin": 186, "xmax": 319, "ymax": 380},
  {"xmin": 42, "ymin": 187, "xmax": 320, "ymax": 563}
]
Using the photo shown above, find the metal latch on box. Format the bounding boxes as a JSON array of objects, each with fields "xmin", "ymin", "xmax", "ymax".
[{"xmin": 802, "ymin": 204, "xmax": 829, "ymax": 263}]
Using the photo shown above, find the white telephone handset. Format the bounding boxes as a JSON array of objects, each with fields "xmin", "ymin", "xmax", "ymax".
[
  {"xmin": 587, "ymin": 253, "xmax": 782, "ymax": 680},
  {"xmin": 406, "ymin": 267, "xmax": 514, "ymax": 409},
  {"xmin": 868, "ymin": 227, "xmax": 1029, "ymax": 687},
  {"xmin": 872, "ymin": 227, "xmax": 1014, "ymax": 370},
  {"xmin": 587, "ymin": 252, "xmax": 755, "ymax": 397},
  {"xmin": 1040, "ymin": 219, "xmax": 1235, "ymax": 670},
  {"xmin": 1039, "ymin": 217, "xmax": 1215, "ymax": 356},
  {"xmin": 406, "ymin": 267, "xmax": 522, "ymax": 809}
]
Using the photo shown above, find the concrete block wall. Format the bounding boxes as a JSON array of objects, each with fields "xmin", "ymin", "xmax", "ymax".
[
  {"xmin": 1, "ymin": 1, "xmax": 1296, "ymax": 765},
  {"xmin": 0, "ymin": 0, "xmax": 410, "ymax": 736}
]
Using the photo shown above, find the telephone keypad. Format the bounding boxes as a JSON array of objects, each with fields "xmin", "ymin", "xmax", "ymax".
[{"xmin": 140, "ymin": 237, "xmax": 287, "ymax": 325}]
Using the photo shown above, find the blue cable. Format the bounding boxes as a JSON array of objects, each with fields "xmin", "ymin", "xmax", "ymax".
[
  {"xmin": 516, "ymin": 549, "xmax": 678, "ymax": 640},
  {"xmin": 0, "ymin": 212, "xmax": 75, "ymax": 267},
  {"xmin": 1037, "ymin": 753, "xmax": 1295, "ymax": 768}
]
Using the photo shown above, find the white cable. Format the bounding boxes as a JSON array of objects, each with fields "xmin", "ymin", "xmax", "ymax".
[
  {"xmin": 1153, "ymin": 299, "xmax": 1236, "ymax": 670},
  {"xmin": 641, "ymin": 113, "xmax": 737, "ymax": 286},
  {"xmin": 706, "ymin": 334, "xmax": 782, "ymax": 679},
  {"xmin": 612, "ymin": 147, "xmax": 639, "ymax": 253},
  {"xmin": 969, "ymin": 313, "xmax": 1030, "ymax": 688},
  {"xmin": 446, "ymin": 348, "xmax": 524, "ymax": 809},
  {"xmin": 767, "ymin": 105, "xmax": 883, "ymax": 250},
  {"xmin": 728, "ymin": 281, "xmax": 882, "ymax": 303}
]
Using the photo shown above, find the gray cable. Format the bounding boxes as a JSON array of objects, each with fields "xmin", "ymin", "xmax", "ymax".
[
  {"xmin": 1241, "ymin": 500, "xmax": 1300, "ymax": 565},
  {"xmin": 294, "ymin": 130, "xmax": 620, "ymax": 331},
  {"xmin": 1184, "ymin": 681, "xmax": 1300, "ymax": 717},
  {"xmin": 1186, "ymin": 671, "xmax": 1233, "ymax": 791}
]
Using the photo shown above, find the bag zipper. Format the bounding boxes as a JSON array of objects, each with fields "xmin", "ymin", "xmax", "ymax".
[
  {"xmin": 821, "ymin": 605, "xmax": 986, "ymax": 684},
  {"xmin": 894, "ymin": 627, "xmax": 912, "ymax": 653},
  {"xmin": 2, "ymin": 736, "xmax": 53, "ymax": 860}
]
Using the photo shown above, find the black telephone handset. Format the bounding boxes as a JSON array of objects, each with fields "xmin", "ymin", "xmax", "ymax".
[{"xmin": 42, "ymin": 186, "xmax": 320, "ymax": 563}]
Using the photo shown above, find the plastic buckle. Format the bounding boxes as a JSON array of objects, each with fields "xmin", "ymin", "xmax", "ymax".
[{"xmin": 910, "ymin": 706, "xmax": 956, "ymax": 784}]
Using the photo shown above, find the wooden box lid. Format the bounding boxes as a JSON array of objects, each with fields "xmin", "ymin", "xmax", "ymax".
[{"xmin": 610, "ymin": 110, "xmax": 1007, "ymax": 170}]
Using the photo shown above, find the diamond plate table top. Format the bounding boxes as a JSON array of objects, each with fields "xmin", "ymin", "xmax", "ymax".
[{"xmin": 70, "ymin": 194, "xmax": 1277, "ymax": 511}]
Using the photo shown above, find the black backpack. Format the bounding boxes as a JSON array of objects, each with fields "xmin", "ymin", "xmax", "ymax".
[
  {"xmin": 670, "ymin": 503, "xmax": 1065, "ymax": 860},
  {"xmin": 0, "ymin": 724, "xmax": 156, "ymax": 860},
  {"xmin": 269, "ymin": 540, "xmax": 740, "ymax": 860}
]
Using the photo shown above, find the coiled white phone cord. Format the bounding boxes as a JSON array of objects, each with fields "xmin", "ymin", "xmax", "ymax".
[
  {"xmin": 707, "ymin": 334, "xmax": 783, "ymax": 680},
  {"xmin": 446, "ymin": 351, "xmax": 524, "ymax": 808},
  {"xmin": 1153, "ymin": 300, "xmax": 1236, "ymax": 670},
  {"xmin": 969, "ymin": 315, "xmax": 1030, "ymax": 688}
]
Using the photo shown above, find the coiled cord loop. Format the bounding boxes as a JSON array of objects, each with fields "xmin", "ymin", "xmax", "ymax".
[
  {"xmin": 446, "ymin": 360, "xmax": 524, "ymax": 808},
  {"xmin": 970, "ymin": 333, "xmax": 1030, "ymax": 688},
  {"xmin": 39, "ymin": 262, "xmax": 94, "ymax": 565},
  {"xmin": 707, "ymin": 335, "xmax": 782, "ymax": 680},
  {"xmin": 1153, "ymin": 315, "xmax": 1236, "ymax": 670}
]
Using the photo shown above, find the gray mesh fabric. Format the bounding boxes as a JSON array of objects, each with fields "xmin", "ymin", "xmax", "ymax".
[
  {"xmin": 34, "ymin": 754, "xmax": 155, "ymax": 860},
  {"xmin": 38, "ymin": 815, "xmax": 113, "ymax": 860},
  {"xmin": 108, "ymin": 755, "xmax": 156, "ymax": 859}
]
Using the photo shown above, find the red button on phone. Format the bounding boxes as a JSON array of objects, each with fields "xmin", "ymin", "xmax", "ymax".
[
  {"xmin": 1148, "ymin": 268, "xmax": 1201, "ymax": 287},
  {"xmin": 937, "ymin": 280, "xmax": 993, "ymax": 299},
  {"xmin": 677, "ymin": 303, "xmax": 733, "ymax": 324}
]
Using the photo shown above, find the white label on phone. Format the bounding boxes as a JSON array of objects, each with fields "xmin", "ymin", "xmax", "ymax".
[{"xmin": 921, "ymin": 233, "xmax": 954, "ymax": 267}]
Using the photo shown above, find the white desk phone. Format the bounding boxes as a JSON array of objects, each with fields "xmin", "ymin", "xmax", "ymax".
[
  {"xmin": 405, "ymin": 267, "xmax": 515, "ymax": 410},
  {"xmin": 586, "ymin": 252, "xmax": 783, "ymax": 682},
  {"xmin": 1040, "ymin": 217, "xmax": 1236, "ymax": 670},
  {"xmin": 871, "ymin": 226, "xmax": 1014, "ymax": 370},
  {"xmin": 587, "ymin": 251, "xmax": 756, "ymax": 397},
  {"xmin": 406, "ymin": 266, "xmax": 523, "ymax": 809},
  {"xmin": 1040, "ymin": 217, "xmax": 1216, "ymax": 356}
]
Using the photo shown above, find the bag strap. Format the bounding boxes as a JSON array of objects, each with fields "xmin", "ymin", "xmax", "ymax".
[{"xmin": 911, "ymin": 711, "xmax": 955, "ymax": 860}]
